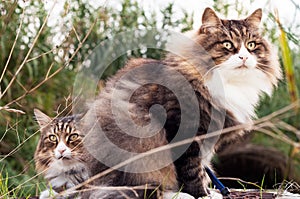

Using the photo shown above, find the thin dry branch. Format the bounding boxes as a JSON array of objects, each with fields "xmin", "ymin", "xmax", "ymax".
[
  {"xmin": 3, "ymin": 62, "xmax": 61, "ymax": 108},
  {"xmin": 0, "ymin": 129, "xmax": 38, "ymax": 163},
  {"xmin": 253, "ymin": 100, "xmax": 300, "ymax": 125},
  {"xmin": 1, "ymin": 0, "xmax": 99, "ymax": 111},
  {"xmin": 258, "ymin": 128, "xmax": 298, "ymax": 147},
  {"xmin": 46, "ymin": 62, "xmax": 55, "ymax": 79},
  {"xmin": 267, "ymin": 122, "xmax": 297, "ymax": 144},
  {"xmin": 59, "ymin": 101, "xmax": 300, "ymax": 197},
  {"xmin": 72, "ymin": 25, "xmax": 82, "ymax": 44},
  {"xmin": 64, "ymin": 16, "xmax": 98, "ymax": 68},
  {"xmin": 26, "ymin": 48, "xmax": 56, "ymax": 63},
  {"xmin": 0, "ymin": 8, "xmax": 25, "ymax": 84},
  {"xmin": 277, "ymin": 120, "xmax": 300, "ymax": 139},
  {"xmin": 0, "ymin": 6, "xmax": 101, "ymax": 177},
  {"xmin": 273, "ymin": 180, "xmax": 300, "ymax": 195},
  {"xmin": 62, "ymin": 185, "xmax": 156, "ymax": 196},
  {"xmin": 3, "ymin": 100, "xmax": 299, "ymax": 198},
  {"xmin": 218, "ymin": 177, "xmax": 262, "ymax": 189},
  {"xmin": 0, "ymin": 102, "xmax": 78, "ymax": 198},
  {"xmin": 7, "ymin": 70, "xmax": 28, "ymax": 92},
  {"xmin": 0, "ymin": 169, "xmax": 48, "ymax": 199},
  {"xmin": 0, "ymin": 106, "xmax": 25, "ymax": 114},
  {"xmin": 0, "ymin": 99, "xmax": 87, "ymax": 198},
  {"xmin": 0, "ymin": 0, "xmax": 57, "ymax": 100},
  {"xmin": 0, "ymin": 99, "xmax": 75, "ymax": 163}
]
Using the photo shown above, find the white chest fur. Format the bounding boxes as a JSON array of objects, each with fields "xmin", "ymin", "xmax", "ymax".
[
  {"xmin": 45, "ymin": 160, "xmax": 89, "ymax": 189},
  {"xmin": 204, "ymin": 44, "xmax": 274, "ymax": 124},
  {"xmin": 205, "ymin": 67, "xmax": 272, "ymax": 124}
]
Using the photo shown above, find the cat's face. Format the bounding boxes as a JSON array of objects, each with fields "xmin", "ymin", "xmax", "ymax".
[
  {"xmin": 34, "ymin": 109, "xmax": 85, "ymax": 173},
  {"xmin": 197, "ymin": 8, "xmax": 281, "ymax": 87},
  {"xmin": 187, "ymin": 8, "xmax": 282, "ymax": 123}
]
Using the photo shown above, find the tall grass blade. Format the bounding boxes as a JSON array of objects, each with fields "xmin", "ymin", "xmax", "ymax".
[
  {"xmin": 275, "ymin": 9, "xmax": 299, "ymax": 106},
  {"xmin": 274, "ymin": 8, "xmax": 299, "ymax": 183}
]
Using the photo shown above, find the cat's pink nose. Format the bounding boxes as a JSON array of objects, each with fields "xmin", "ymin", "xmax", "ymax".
[
  {"xmin": 58, "ymin": 149, "xmax": 66, "ymax": 154},
  {"xmin": 239, "ymin": 56, "xmax": 248, "ymax": 62}
]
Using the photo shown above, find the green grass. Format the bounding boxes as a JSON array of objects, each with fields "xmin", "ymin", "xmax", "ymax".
[
  {"xmin": 252, "ymin": 66, "xmax": 300, "ymax": 182},
  {"xmin": 0, "ymin": 169, "xmax": 47, "ymax": 199},
  {"xmin": 260, "ymin": 175, "xmax": 265, "ymax": 198}
]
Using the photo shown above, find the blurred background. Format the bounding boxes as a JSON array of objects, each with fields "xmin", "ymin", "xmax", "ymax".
[{"xmin": 0, "ymin": 0, "xmax": 299, "ymax": 197}]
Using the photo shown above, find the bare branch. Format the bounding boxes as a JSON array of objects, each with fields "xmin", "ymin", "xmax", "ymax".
[
  {"xmin": 72, "ymin": 25, "xmax": 82, "ymax": 44},
  {"xmin": 7, "ymin": 70, "xmax": 28, "ymax": 92},
  {"xmin": 26, "ymin": 48, "xmax": 56, "ymax": 63},
  {"xmin": 0, "ymin": 8, "xmax": 25, "ymax": 84},
  {"xmin": 218, "ymin": 177, "xmax": 261, "ymax": 189},
  {"xmin": 3, "ymin": 62, "xmax": 61, "ymax": 108},
  {"xmin": 0, "ymin": 0, "xmax": 57, "ymax": 100},
  {"xmin": 45, "ymin": 62, "xmax": 55, "ymax": 79},
  {"xmin": 60, "ymin": 101, "xmax": 300, "ymax": 196},
  {"xmin": 0, "ymin": 101, "xmax": 74, "ymax": 164},
  {"xmin": 277, "ymin": 120, "xmax": 300, "ymax": 139},
  {"xmin": 1, "ymin": 0, "xmax": 99, "ymax": 110},
  {"xmin": 0, "ymin": 106, "xmax": 25, "ymax": 114},
  {"xmin": 258, "ymin": 128, "xmax": 298, "ymax": 147}
]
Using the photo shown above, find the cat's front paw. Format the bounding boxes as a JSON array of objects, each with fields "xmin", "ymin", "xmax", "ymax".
[
  {"xmin": 164, "ymin": 191, "xmax": 195, "ymax": 199},
  {"xmin": 39, "ymin": 189, "xmax": 68, "ymax": 199},
  {"xmin": 39, "ymin": 189, "xmax": 58, "ymax": 199}
]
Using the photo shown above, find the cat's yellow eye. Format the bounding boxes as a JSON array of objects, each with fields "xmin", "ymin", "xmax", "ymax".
[
  {"xmin": 48, "ymin": 135, "xmax": 57, "ymax": 142},
  {"xmin": 68, "ymin": 133, "xmax": 79, "ymax": 142},
  {"xmin": 223, "ymin": 41, "xmax": 233, "ymax": 50},
  {"xmin": 247, "ymin": 42, "xmax": 256, "ymax": 50}
]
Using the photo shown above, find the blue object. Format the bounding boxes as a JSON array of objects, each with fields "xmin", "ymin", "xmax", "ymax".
[{"xmin": 205, "ymin": 166, "xmax": 231, "ymax": 197}]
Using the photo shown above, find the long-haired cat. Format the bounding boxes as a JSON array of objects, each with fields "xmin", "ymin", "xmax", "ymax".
[
  {"xmin": 34, "ymin": 109, "xmax": 163, "ymax": 199},
  {"xmin": 34, "ymin": 109, "xmax": 90, "ymax": 198},
  {"xmin": 34, "ymin": 7, "xmax": 281, "ymax": 199},
  {"xmin": 82, "ymin": 7, "xmax": 281, "ymax": 198}
]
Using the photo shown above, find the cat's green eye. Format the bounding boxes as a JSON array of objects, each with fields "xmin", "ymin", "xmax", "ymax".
[
  {"xmin": 68, "ymin": 133, "xmax": 79, "ymax": 142},
  {"xmin": 247, "ymin": 42, "xmax": 256, "ymax": 50},
  {"xmin": 48, "ymin": 135, "xmax": 57, "ymax": 142},
  {"xmin": 223, "ymin": 41, "xmax": 233, "ymax": 50}
]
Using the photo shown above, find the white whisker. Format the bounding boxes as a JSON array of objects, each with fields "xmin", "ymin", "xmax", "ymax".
[
  {"xmin": 256, "ymin": 62, "xmax": 274, "ymax": 77},
  {"xmin": 201, "ymin": 64, "xmax": 221, "ymax": 81},
  {"xmin": 37, "ymin": 154, "xmax": 54, "ymax": 159},
  {"xmin": 256, "ymin": 62, "xmax": 270, "ymax": 67}
]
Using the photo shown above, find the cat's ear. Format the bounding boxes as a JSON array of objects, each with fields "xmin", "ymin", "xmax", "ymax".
[
  {"xmin": 74, "ymin": 112, "xmax": 86, "ymax": 122},
  {"xmin": 202, "ymin": 8, "xmax": 221, "ymax": 26},
  {"xmin": 245, "ymin": 9, "xmax": 262, "ymax": 27},
  {"xmin": 34, "ymin": 109, "xmax": 52, "ymax": 129}
]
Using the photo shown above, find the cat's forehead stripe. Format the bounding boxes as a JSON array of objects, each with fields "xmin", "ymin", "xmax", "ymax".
[
  {"xmin": 53, "ymin": 125, "xmax": 58, "ymax": 133},
  {"xmin": 221, "ymin": 19, "xmax": 255, "ymax": 39},
  {"xmin": 67, "ymin": 125, "xmax": 72, "ymax": 134},
  {"xmin": 230, "ymin": 27, "xmax": 241, "ymax": 39},
  {"xmin": 50, "ymin": 121, "xmax": 74, "ymax": 134},
  {"xmin": 63, "ymin": 122, "xmax": 68, "ymax": 131}
]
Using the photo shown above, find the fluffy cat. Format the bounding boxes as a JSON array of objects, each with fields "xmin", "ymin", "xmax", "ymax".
[
  {"xmin": 34, "ymin": 109, "xmax": 90, "ymax": 199},
  {"xmin": 197, "ymin": 8, "xmax": 281, "ymax": 124},
  {"xmin": 82, "ymin": 7, "xmax": 281, "ymax": 198},
  {"xmin": 34, "ymin": 7, "xmax": 281, "ymax": 199},
  {"xmin": 34, "ymin": 109, "xmax": 163, "ymax": 199}
]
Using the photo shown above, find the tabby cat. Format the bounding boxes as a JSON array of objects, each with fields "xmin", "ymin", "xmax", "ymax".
[
  {"xmin": 34, "ymin": 109, "xmax": 90, "ymax": 198},
  {"xmin": 82, "ymin": 7, "xmax": 281, "ymax": 198},
  {"xmin": 34, "ymin": 8, "xmax": 281, "ymax": 199},
  {"xmin": 34, "ymin": 109, "xmax": 162, "ymax": 199}
]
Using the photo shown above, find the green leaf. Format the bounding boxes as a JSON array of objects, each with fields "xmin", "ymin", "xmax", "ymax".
[{"xmin": 276, "ymin": 11, "xmax": 299, "ymax": 105}]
